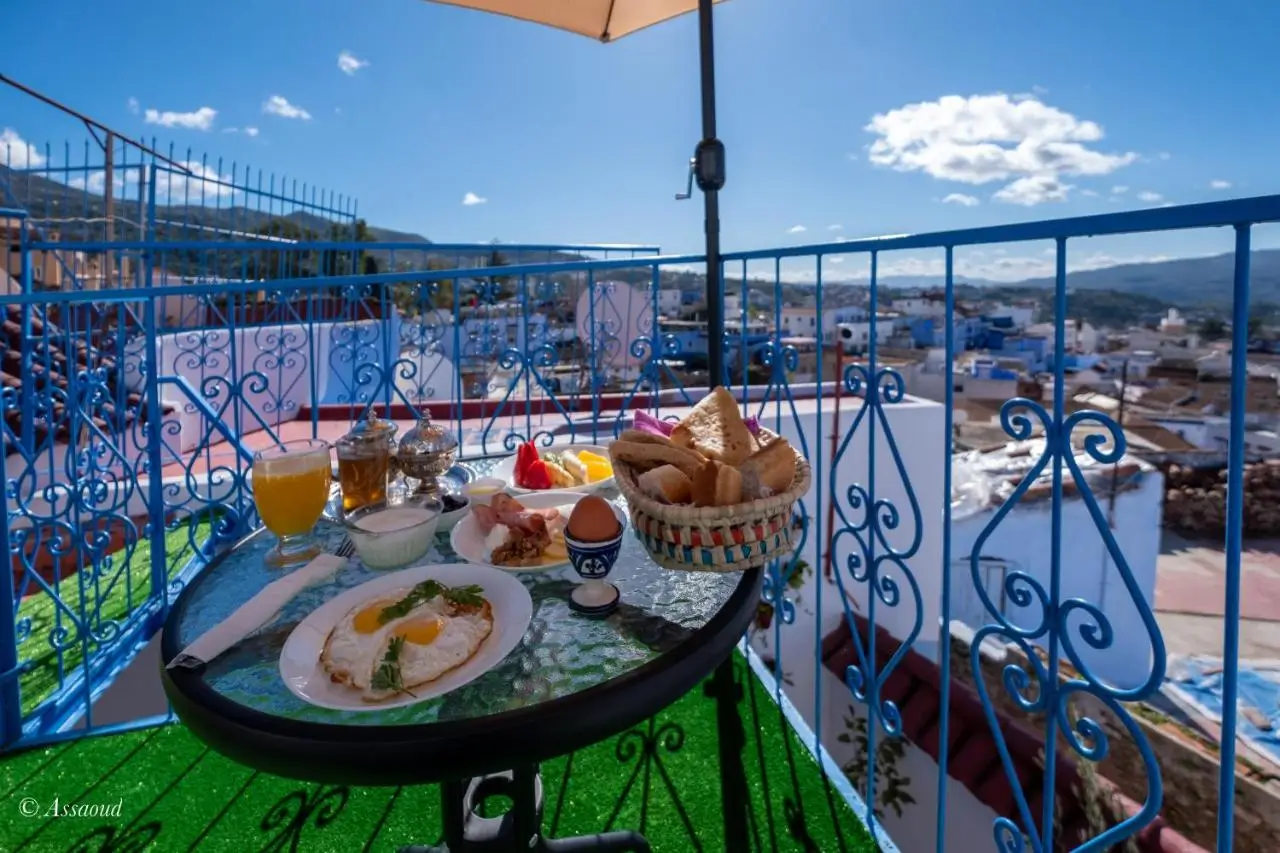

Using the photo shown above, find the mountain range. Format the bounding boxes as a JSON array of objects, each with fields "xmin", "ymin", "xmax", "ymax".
[{"xmin": 4, "ymin": 164, "xmax": 1276, "ymax": 309}]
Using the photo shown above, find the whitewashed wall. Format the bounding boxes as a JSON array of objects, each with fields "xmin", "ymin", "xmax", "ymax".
[
  {"xmin": 749, "ymin": 394, "xmax": 948, "ymax": 728},
  {"xmin": 123, "ymin": 319, "xmax": 453, "ymax": 452},
  {"xmin": 949, "ymin": 469, "xmax": 1164, "ymax": 690},
  {"xmin": 815, "ymin": 666, "xmax": 1000, "ymax": 853}
]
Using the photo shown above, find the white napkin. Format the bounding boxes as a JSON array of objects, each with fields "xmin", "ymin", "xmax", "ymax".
[{"xmin": 167, "ymin": 553, "xmax": 347, "ymax": 670}]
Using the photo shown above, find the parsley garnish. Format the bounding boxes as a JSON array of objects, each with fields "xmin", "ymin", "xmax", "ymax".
[
  {"xmin": 376, "ymin": 581, "xmax": 486, "ymax": 625},
  {"xmin": 370, "ymin": 635, "xmax": 413, "ymax": 696},
  {"xmin": 445, "ymin": 584, "xmax": 485, "ymax": 608}
]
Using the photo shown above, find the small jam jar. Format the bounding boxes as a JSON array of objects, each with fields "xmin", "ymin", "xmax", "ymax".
[{"xmin": 335, "ymin": 417, "xmax": 398, "ymax": 513}]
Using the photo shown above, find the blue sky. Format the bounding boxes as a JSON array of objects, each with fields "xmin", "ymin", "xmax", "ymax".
[{"xmin": 4, "ymin": 0, "xmax": 1280, "ymax": 281}]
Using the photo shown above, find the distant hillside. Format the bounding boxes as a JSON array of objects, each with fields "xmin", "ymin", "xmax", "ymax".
[
  {"xmin": 12, "ymin": 163, "xmax": 1274, "ymax": 309},
  {"xmin": 1, "ymin": 166, "xmax": 609, "ymax": 271},
  {"xmin": 1014, "ymin": 249, "xmax": 1280, "ymax": 308}
]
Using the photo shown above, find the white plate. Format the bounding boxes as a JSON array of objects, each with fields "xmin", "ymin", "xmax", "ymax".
[
  {"xmin": 278, "ymin": 563, "xmax": 532, "ymax": 712},
  {"xmin": 449, "ymin": 490, "xmax": 586, "ymax": 573},
  {"xmin": 490, "ymin": 444, "xmax": 615, "ymax": 494}
]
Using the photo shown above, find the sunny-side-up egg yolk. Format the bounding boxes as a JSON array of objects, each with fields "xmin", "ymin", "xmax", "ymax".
[
  {"xmin": 395, "ymin": 614, "xmax": 445, "ymax": 645},
  {"xmin": 350, "ymin": 603, "xmax": 444, "ymax": 645},
  {"xmin": 352, "ymin": 603, "xmax": 388, "ymax": 635}
]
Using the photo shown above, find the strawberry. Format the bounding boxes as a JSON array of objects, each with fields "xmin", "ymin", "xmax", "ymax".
[
  {"xmin": 523, "ymin": 459, "xmax": 553, "ymax": 490},
  {"xmin": 514, "ymin": 441, "xmax": 538, "ymax": 487}
]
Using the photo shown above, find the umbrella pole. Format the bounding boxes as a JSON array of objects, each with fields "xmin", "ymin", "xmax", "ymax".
[
  {"xmin": 695, "ymin": 0, "xmax": 726, "ymax": 387},
  {"xmin": 694, "ymin": 7, "xmax": 750, "ymax": 852}
]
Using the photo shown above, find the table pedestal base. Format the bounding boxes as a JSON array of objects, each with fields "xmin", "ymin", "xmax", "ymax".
[{"xmin": 398, "ymin": 766, "xmax": 650, "ymax": 853}]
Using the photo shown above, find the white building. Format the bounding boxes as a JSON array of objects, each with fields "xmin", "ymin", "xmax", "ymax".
[
  {"xmin": 950, "ymin": 440, "xmax": 1163, "ymax": 688},
  {"xmin": 892, "ymin": 292, "xmax": 947, "ymax": 318},
  {"xmin": 1160, "ymin": 307, "xmax": 1188, "ymax": 333},
  {"xmin": 987, "ymin": 301, "xmax": 1036, "ymax": 331},
  {"xmin": 780, "ymin": 306, "xmax": 820, "ymax": 337},
  {"xmin": 657, "ymin": 288, "xmax": 683, "ymax": 316},
  {"xmin": 836, "ymin": 320, "xmax": 894, "ymax": 353},
  {"xmin": 1026, "ymin": 319, "xmax": 1100, "ymax": 354},
  {"xmin": 1196, "ymin": 350, "xmax": 1232, "ymax": 379}
]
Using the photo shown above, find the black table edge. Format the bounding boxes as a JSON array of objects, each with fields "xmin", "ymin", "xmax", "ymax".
[{"xmin": 159, "ymin": 544, "xmax": 763, "ymax": 787}]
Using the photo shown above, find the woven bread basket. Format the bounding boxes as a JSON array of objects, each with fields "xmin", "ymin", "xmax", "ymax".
[{"xmin": 612, "ymin": 429, "xmax": 812, "ymax": 572}]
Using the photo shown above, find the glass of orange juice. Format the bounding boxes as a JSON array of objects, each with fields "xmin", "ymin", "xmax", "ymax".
[{"xmin": 252, "ymin": 439, "xmax": 332, "ymax": 567}]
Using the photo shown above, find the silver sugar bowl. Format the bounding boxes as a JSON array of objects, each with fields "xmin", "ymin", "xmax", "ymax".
[{"xmin": 395, "ymin": 411, "xmax": 459, "ymax": 494}]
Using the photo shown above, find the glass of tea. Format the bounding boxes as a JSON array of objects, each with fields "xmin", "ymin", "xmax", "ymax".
[
  {"xmin": 252, "ymin": 439, "xmax": 332, "ymax": 567},
  {"xmin": 335, "ymin": 418, "xmax": 398, "ymax": 513}
]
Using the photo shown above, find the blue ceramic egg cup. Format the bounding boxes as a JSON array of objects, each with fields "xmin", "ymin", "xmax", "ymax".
[{"xmin": 563, "ymin": 502, "xmax": 627, "ymax": 617}]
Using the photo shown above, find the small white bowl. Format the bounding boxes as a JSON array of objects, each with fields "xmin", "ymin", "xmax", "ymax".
[
  {"xmin": 437, "ymin": 492, "xmax": 471, "ymax": 532},
  {"xmin": 463, "ymin": 477, "xmax": 507, "ymax": 506},
  {"xmin": 342, "ymin": 495, "xmax": 441, "ymax": 570}
]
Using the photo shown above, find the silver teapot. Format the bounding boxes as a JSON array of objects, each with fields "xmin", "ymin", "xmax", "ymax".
[{"xmin": 395, "ymin": 411, "xmax": 459, "ymax": 494}]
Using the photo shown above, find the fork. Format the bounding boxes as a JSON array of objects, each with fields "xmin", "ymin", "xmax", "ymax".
[{"xmin": 335, "ymin": 537, "xmax": 355, "ymax": 559}]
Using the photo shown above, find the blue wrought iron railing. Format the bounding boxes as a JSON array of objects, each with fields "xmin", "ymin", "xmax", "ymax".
[{"xmin": 3, "ymin": 190, "xmax": 1277, "ymax": 851}]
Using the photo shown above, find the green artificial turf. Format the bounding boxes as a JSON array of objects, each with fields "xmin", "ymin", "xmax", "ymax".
[
  {"xmin": 0, "ymin": 653, "xmax": 877, "ymax": 853},
  {"xmin": 16, "ymin": 517, "xmax": 215, "ymax": 714}
]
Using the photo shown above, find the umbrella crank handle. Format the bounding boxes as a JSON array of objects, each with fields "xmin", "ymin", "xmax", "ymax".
[
  {"xmin": 675, "ymin": 137, "xmax": 727, "ymax": 200},
  {"xmin": 674, "ymin": 157, "xmax": 696, "ymax": 201}
]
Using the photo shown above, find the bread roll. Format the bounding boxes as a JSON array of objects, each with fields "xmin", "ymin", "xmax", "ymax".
[
  {"xmin": 740, "ymin": 438, "xmax": 796, "ymax": 499},
  {"xmin": 691, "ymin": 459, "xmax": 744, "ymax": 507},
  {"xmin": 637, "ymin": 465, "xmax": 693, "ymax": 504}
]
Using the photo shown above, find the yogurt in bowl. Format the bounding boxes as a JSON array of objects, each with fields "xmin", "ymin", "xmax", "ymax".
[{"xmin": 342, "ymin": 494, "xmax": 441, "ymax": 570}]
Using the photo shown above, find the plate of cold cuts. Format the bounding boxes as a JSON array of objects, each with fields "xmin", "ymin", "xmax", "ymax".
[{"xmin": 449, "ymin": 491, "xmax": 586, "ymax": 572}]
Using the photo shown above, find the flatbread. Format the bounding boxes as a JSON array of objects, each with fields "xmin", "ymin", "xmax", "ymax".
[
  {"xmin": 670, "ymin": 387, "xmax": 755, "ymax": 466},
  {"xmin": 608, "ymin": 440, "xmax": 706, "ymax": 480}
]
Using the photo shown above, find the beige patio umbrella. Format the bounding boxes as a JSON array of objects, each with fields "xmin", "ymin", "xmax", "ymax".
[{"xmin": 422, "ymin": 0, "xmax": 733, "ymax": 381}]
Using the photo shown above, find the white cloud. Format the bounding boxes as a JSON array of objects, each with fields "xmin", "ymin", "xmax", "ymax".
[
  {"xmin": 0, "ymin": 129, "xmax": 45, "ymax": 168},
  {"xmin": 865, "ymin": 93, "xmax": 1136, "ymax": 205},
  {"xmin": 827, "ymin": 224, "xmax": 843, "ymax": 231},
  {"xmin": 127, "ymin": 97, "xmax": 140, "ymax": 115},
  {"xmin": 67, "ymin": 160, "xmax": 234, "ymax": 200},
  {"xmin": 337, "ymin": 50, "xmax": 369, "ymax": 76},
  {"xmin": 1210, "ymin": 179, "xmax": 1231, "ymax": 190},
  {"xmin": 767, "ymin": 249, "xmax": 1178, "ymax": 286},
  {"xmin": 787, "ymin": 224, "xmax": 807, "ymax": 233},
  {"xmin": 221, "ymin": 126, "xmax": 261, "ymax": 138},
  {"xmin": 993, "ymin": 175, "xmax": 1072, "ymax": 206},
  {"xmin": 941, "ymin": 193, "xmax": 979, "ymax": 207},
  {"xmin": 154, "ymin": 161, "xmax": 237, "ymax": 199},
  {"xmin": 262, "ymin": 96, "xmax": 311, "ymax": 120},
  {"xmin": 462, "ymin": 192, "xmax": 487, "ymax": 206},
  {"xmin": 1080, "ymin": 189, "xmax": 1099, "ymax": 197},
  {"xmin": 144, "ymin": 106, "xmax": 217, "ymax": 131},
  {"xmin": 1112, "ymin": 185, "xmax": 1129, "ymax": 194},
  {"xmin": 1137, "ymin": 190, "xmax": 1163, "ymax": 203}
]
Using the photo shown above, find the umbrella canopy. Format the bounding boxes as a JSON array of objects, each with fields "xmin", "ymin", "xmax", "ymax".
[
  {"xmin": 426, "ymin": 0, "xmax": 727, "ymax": 41},
  {"xmin": 421, "ymin": 0, "xmax": 732, "ymax": 384}
]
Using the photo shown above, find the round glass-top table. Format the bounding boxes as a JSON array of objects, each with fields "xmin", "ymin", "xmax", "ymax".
[{"xmin": 160, "ymin": 460, "xmax": 762, "ymax": 853}]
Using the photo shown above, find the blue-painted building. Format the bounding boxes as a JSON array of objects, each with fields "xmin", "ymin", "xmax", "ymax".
[{"xmin": 910, "ymin": 316, "xmax": 990, "ymax": 350}]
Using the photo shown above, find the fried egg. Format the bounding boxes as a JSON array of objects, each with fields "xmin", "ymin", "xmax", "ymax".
[{"xmin": 320, "ymin": 586, "xmax": 494, "ymax": 702}]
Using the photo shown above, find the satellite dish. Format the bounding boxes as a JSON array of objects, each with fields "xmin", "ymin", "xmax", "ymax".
[{"xmin": 575, "ymin": 281, "xmax": 654, "ymax": 374}]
